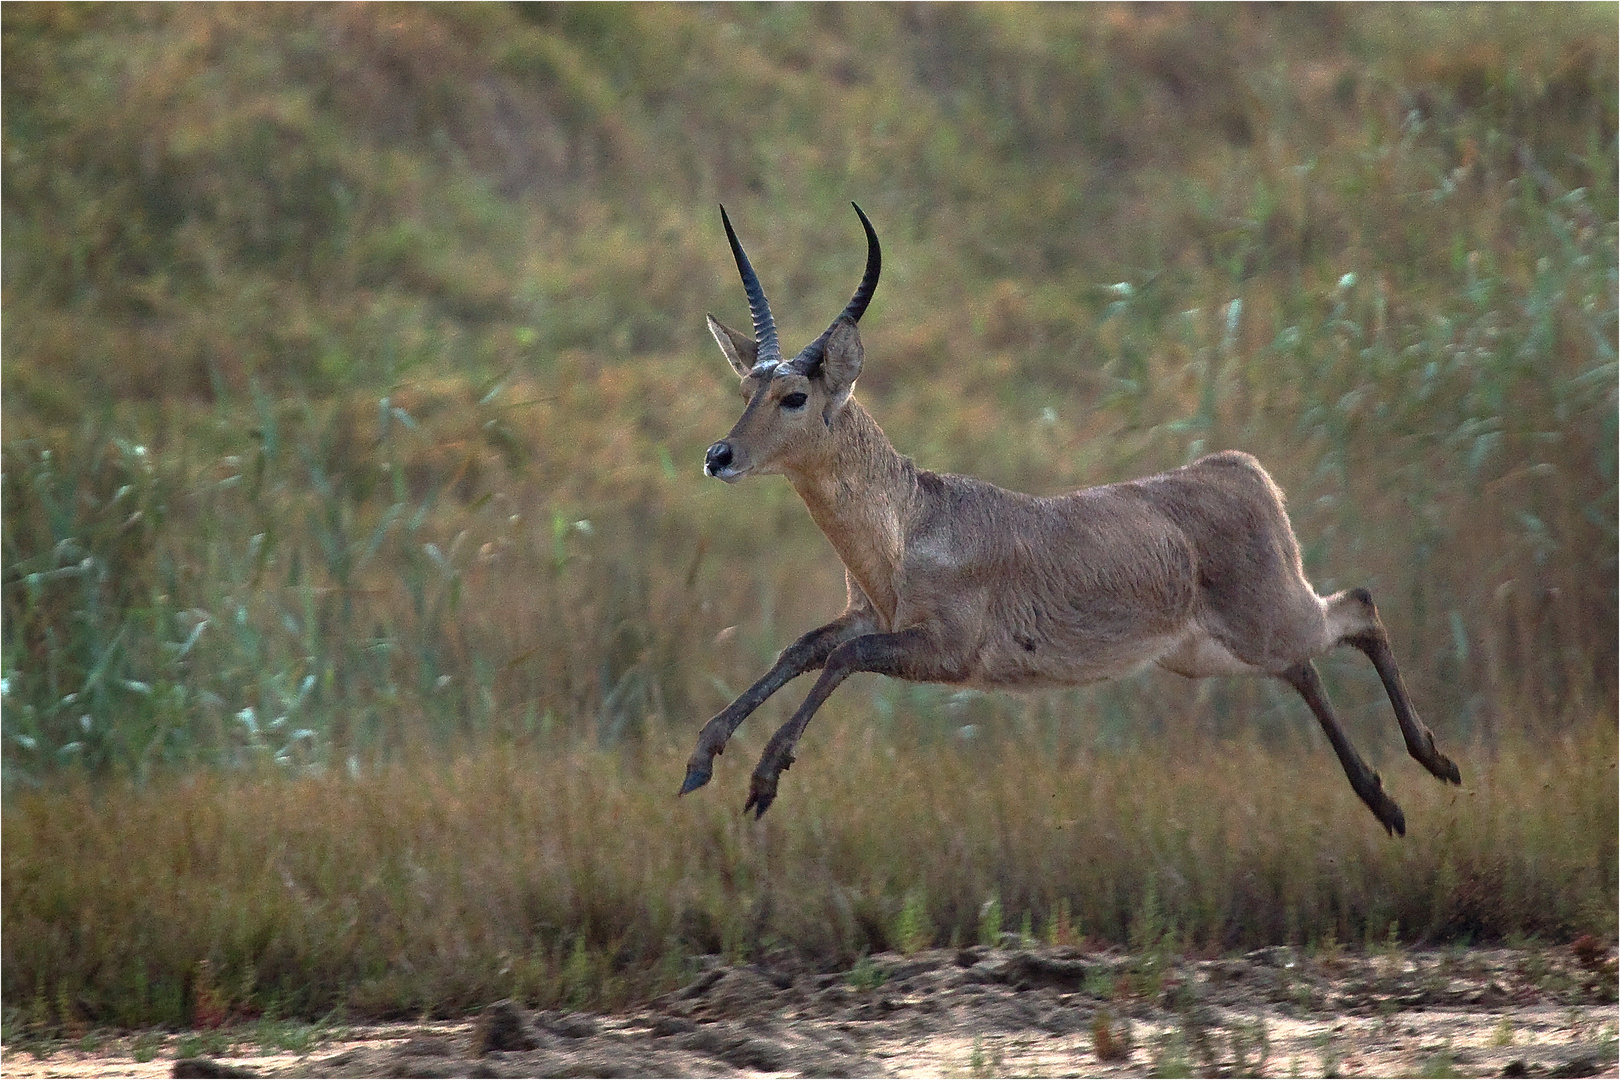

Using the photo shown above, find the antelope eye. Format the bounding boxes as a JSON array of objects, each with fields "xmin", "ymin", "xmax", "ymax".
[{"xmin": 780, "ymin": 391, "xmax": 808, "ymax": 410}]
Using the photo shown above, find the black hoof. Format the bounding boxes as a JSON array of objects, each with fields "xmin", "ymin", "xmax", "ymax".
[
  {"xmin": 743, "ymin": 775, "xmax": 777, "ymax": 819},
  {"xmin": 1383, "ymin": 805, "xmax": 1406, "ymax": 837},
  {"xmin": 1362, "ymin": 773, "xmax": 1406, "ymax": 837},
  {"xmin": 679, "ymin": 762, "xmax": 712, "ymax": 796},
  {"xmin": 1376, "ymin": 793, "xmax": 1406, "ymax": 837},
  {"xmin": 1439, "ymin": 756, "xmax": 1462, "ymax": 786}
]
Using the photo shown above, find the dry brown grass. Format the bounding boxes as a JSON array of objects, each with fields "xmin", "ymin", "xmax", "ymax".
[{"xmin": 3, "ymin": 717, "xmax": 1612, "ymax": 1027}]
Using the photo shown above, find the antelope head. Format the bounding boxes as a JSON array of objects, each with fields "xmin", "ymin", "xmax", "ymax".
[{"xmin": 703, "ymin": 203, "xmax": 881, "ymax": 483}]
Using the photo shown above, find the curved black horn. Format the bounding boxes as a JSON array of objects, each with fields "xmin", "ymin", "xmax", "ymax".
[
  {"xmin": 837, "ymin": 202, "xmax": 882, "ymax": 326},
  {"xmin": 719, "ymin": 205, "xmax": 782, "ymax": 368},
  {"xmin": 791, "ymin": 202, "xmax": 882, "ymax": 373}
]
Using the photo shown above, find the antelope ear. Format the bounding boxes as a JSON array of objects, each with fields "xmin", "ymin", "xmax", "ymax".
[
  {"xmin": 820, "ymin": 317, "xmax": 863, "ymax": 417},
  {"xmin": 707, "ymin": 315, "xmax": 757, "ymax": 378}
]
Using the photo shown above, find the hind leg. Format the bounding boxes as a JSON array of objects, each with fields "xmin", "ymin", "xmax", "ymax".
[
  {"xmin": 1324, "ymin": 588, "xmax": 1462, "ymax": 785},
  {"xmin": 1282, "ymin": 660, "xmax": 1406, "ymax": 835}
]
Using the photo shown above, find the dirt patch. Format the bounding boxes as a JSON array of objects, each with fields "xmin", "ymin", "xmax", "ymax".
[{"xmin": 5, "ymin": 945, "xmax": 1616, "ymax": 1078}]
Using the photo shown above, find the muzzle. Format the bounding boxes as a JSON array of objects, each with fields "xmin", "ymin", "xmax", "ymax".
[{"xmin": 704, "ymin": 441, "xmax": 737, "ymax": 479}]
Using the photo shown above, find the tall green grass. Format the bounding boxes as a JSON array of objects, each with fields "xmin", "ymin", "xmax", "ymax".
[
  {"xmin": 2, "ymin": 1, "xmax": 1615, "ymax": 1030},
  {"xmin": 4, "ymin": 184, "xmax": 1610, "ymax": 777}
]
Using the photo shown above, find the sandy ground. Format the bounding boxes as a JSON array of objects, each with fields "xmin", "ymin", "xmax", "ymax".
[{"xmin": 4, "ymin": 944, "xmax": 1615, "ymax": 1078}]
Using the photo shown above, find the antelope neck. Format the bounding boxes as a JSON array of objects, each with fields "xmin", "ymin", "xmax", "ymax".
[{"xmin": 784, "ymin": 399, "xmax": 916, "ymax": 628}]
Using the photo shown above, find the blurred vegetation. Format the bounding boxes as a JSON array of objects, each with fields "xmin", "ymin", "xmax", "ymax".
[{"xmin": 2, "ymin": 2, "xmax": 1615, "ymax": 1027}]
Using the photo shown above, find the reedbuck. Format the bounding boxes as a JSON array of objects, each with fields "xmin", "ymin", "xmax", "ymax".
[{"xmin": 680, "ymin": 204, "xmax": 1461, "ymax": 835}]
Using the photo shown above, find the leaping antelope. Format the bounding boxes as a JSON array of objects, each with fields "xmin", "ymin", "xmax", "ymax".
[{"xmin": 679, "ymin": 203, "xmax": 1460, "ymax": 834}]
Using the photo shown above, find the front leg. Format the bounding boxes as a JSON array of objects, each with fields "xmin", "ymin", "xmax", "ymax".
[
  {"xmin": 746, "ymin": 626, "xmax": 963, "ymax": 818},
  {"xmin": 680, "ymin": 611, "xmax": 874, "ymax": 796}
]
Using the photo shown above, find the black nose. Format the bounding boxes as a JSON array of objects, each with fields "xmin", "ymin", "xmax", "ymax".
[{"xmin": 704, "ymin": 441, "xmax": 733, "ymax": 475}]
